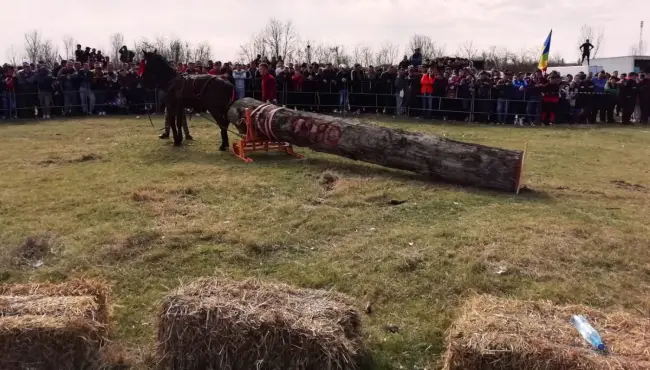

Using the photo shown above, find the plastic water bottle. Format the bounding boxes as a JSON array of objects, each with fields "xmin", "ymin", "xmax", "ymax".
[{"xmin": 570, "ymin": 315, "xmax": 606, "ymax": 351}]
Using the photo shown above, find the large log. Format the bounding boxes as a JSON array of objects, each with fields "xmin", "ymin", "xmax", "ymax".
[{"xmin": 228, "ymin": 98, "xmax": 525, "ymax": 192}]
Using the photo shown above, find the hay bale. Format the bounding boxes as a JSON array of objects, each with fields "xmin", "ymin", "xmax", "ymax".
[
  {"xmin": 157, "ymin": 278, "xmax": 365, "ymax": 370},
  {"xmin": 0, "ymin": 295, "xmax": 99, "ymax": 318},
  {"xmin": 0, "ymin": 279, "xmax": 111, "ymax": 323},
  {"xmin": 443, "ymin": 295, "xmax": 650, "ymax": 370},
  {"xmin": 0, "ymin": 279, "xmax": 110, "ymax": 370},
  {"xmin": 0, "ymin": 315, "xmax": 105, "ymax": 370}
]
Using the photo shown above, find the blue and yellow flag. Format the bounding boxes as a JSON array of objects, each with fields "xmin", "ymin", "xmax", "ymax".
[{"xmin": 538, "ymin": 30, "xmax": 552, "ymax": 72}]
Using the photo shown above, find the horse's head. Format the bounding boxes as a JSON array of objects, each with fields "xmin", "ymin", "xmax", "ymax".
[{"xmin": 140, "ymin": 49, "xmax": 171, "ymax": 88}]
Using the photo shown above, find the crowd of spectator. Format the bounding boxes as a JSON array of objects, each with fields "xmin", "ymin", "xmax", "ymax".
[{"xmin": 2, "ymin": 46, "xmax": 650, "ymax": 125}]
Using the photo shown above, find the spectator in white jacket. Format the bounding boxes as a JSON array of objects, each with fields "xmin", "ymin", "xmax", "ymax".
[{"xmin": 232, "ymin": 64, "xmax": 248, "ymax": 100}]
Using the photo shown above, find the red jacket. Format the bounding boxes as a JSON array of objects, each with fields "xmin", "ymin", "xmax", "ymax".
[
  {"xmin": 4, "ymin": 74, "xmax": 15, "ymax": 90},
  {"xmin": 261, "ymin": 73, "xmax": 277, "ymax": 102},
  {"xmin": 292, "ymin": 74, "xmax": 304, "ymax": 91}
]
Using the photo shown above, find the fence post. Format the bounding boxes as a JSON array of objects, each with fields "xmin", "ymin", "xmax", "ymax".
[{"xmin": 470, "ymin": 90, "xmax": 475, "ymax": 123}]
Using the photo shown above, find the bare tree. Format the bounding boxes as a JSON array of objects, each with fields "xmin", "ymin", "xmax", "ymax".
[
  {"xmin": 510, "ymin": 48, "xmax": 537, "ymax": 71},
  {"xmin": 293, "ymin": 43, "xmax": 306, "ymax": 64},
  {"xmin": 375, "ymin": 43, "xmax": 399, "ymax": 66},
  {"xmin": 262, "ymin": 19, "xmax": 299, "ymax": 60},
  {"xmin": 62, "ymin": 35, "xmax": 76, "ymax": 60},
  {"xmin": 109, "ymin": 33, "xmax": 125, "ymax": 64},
  {"xmin": 24, "ymin": 30, "xmax": 44, "ymax": 63},
  {"xmin": 351, "ymin": 45, "xmax": 362, "ymax": 65},
  {"xmin": 408, "ymin": 34, "xmax": 445, "ymax": 60},
  {"xmin": 456, "ymin": 40, "xmax": 479, "ymax": 60},
  {"xmin": 133, "ymin": 39, "xmax": 154, "ymax": 63},
  {"xmin": 360, "ymin": 45, "xmax": 374, "ymax": 66},
  {"xmin": 548, "ymin": 52, "xmax": 566, "ymax": 67},
  {"xmin": 578, "ymin": 24, "xmax": 605, "ymax": 59},
  {"xmin": 151, "ymin": 35, "xmax": 177, "ymax": 62},
  {"xmin": 194, "ymin": 42, "xmax": 213, "ymax": 64},
  {"xmin": 312, "ymin": 43, "xmax": 333, "ymax": 65},
  {"xmin": 40, "ymin": 40, "xmax": 59, "ymax": 63},
  {"xmin": 168, "ymin": 38, "xmax": 186, "ymax": 63},
  {"xmin": 328, "ymin": 45, "xmax": 350, "ymax": 66},
  {"xmin": 484, "ymin": 46, "xmax": 514, "ymax": 70},
  {"xmin": 629, "ymin": 43, "xmax": 647, "ymax": 56},
  {"xmin": 184, "ymin": 42, "xmax": 193, "ymax": 63},
  {"xmin": 5, "ymin": 45, "xmax": 19, "ymax": 66},
  {"xmin": 239, "ymin": 33, "xmax": 268, "ymax": 63}
]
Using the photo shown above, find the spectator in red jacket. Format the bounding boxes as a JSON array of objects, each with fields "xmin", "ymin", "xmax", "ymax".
[
  {"xmin": 4, "ymin": 66, "xmax": 17, "ymax": 119},
  {"xmin": 260, "ymin": 63, "xmax": 276, "ymax": 103},
  {"xmin": 291, "ymin": 69, "xmax": 304, "ymax": 91}
]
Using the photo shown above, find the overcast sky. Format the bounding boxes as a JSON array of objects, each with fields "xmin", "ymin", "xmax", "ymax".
[{"xmin": 3, "ymin": 0, "xmax": 648, "ymax": 64}]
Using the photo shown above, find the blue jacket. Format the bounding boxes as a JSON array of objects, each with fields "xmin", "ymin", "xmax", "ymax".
[
  {"xmin": 513, "ymin": 79, "xmax": 527, "ymax": 100},
  {"xmin": 592, "ymin": 77, "xmax": 607, "ymax": 93}
]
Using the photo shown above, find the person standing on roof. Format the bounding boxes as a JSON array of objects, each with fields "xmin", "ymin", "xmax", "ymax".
[{"xmin": 580, "ymin": 39, "xmax": 594, "ymax": 65}]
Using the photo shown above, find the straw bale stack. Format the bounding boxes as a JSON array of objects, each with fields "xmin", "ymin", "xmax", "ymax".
[
  {"xmin": 443, "ymin": 295, "xmax": 650, "ymax": 370},
  {"xmin": 157, "ymin": 278, "xmax": 366, "ymax": 370},
  {"xmin": 0, "ymin": 279, "xmax": 110, "ymax": 370}
]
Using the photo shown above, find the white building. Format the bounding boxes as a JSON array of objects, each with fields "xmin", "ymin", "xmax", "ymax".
[{"xmin": 550, "ymin": 55, "xmax": 650, "ymax": 76}]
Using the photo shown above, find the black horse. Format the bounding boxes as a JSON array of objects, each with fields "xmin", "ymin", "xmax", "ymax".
[{"xmin": 139, "ymin": 50, "xmax": 235, "ymax": 150}]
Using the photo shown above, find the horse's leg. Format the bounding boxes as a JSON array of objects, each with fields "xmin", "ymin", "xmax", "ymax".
[
  {"xmin": 169, "ymin": 106, "xmax": 182, "ymax": 147},
  {"xmin": 207, "ymin": 108, "xmax": 228, "ymax": 151},
  {"xmin": 217, "ymin": 108, "xmax": 231, "ymax": 151},
  {"xmin": 181, "ymin": 113, "xmax": 193, "ymax": 140},
  {"xmin": 175, "ymin": 109, "xmax": 184, "ymax": 145},
  {"xmin": 164, "ymin": 105, "xmax": 180, "ymax": 146},
  {"xmin": 219, "ymin": 126, "xmax": 229, "ymax": 151}
]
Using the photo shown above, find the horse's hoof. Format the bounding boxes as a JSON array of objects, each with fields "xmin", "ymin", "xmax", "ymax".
[
  {"xmin": 185, "ymin": 135, "xmax": 194, "ymax": 141},
  {"xmin": 218, "ymin": 145, "xmax": 228, "ymax": 151},
  {"xmin": 159, "ymin": 134, "xmax": 170, "ymax": 139},
  {"xmin": 173, "ymin": 142, "xmax": 183, "ymax": 147}
]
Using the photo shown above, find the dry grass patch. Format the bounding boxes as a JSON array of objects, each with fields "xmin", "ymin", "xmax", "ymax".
[
  {"xmin": 443, "ymin": 294, "xmax": 650, "ymax": 370},
  {"xmin": 157, "ymin": 277, "xmax": 366, "ymax": 370}
]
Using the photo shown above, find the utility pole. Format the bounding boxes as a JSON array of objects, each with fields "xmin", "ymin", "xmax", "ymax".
[{"xmin": 640, "ymin": 21, "xmax": 644, "ymax": 56}]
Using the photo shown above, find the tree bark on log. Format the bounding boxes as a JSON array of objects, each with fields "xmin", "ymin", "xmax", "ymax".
[{"xmin": 228, "ymin": 98, "xmax": 525, "ymax": 192}]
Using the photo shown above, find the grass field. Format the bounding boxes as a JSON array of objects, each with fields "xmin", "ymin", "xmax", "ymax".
[{"xmin": 1, "ymin": 116, "xmax": 650, "ymax": 369}]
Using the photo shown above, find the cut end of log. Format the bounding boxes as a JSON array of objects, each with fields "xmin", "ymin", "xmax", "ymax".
[{"xmin": 515, "ymin": 142, "xmax": 528, "ymax": 195}]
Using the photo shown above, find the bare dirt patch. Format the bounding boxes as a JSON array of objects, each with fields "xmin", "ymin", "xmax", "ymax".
[
  {"xmin": 104, "ymin": 230, "xmax": 163, "ymax": 262},
  {"xmin": 73, "ymin": 153, "xmax": 102, "ymax": 162},
  {"xmin": 611, "ymin": 180, "xmax": 647, "ymax": 192},
  {"xmin": 103, "ymin": 229, "xmax": 226, "ymax": 262},
  {"xmin": 9, "ymin": 234, "xmax": 58, "ymax": 268},
  {"xmin": 38, "ymin": 156, "xmax": 65, "ymax": 166},
  {"xmin": 319, "ymin": 170, "xmax": 340, "ymax": 191},
  {"xmin": 130, "ymin": 187, "xmax": 166, "ymax": 202}
]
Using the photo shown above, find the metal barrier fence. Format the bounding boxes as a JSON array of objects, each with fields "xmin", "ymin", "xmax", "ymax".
[{"xmin": 0, "ymin": 79, "xmax": 626, "ymax": 124}]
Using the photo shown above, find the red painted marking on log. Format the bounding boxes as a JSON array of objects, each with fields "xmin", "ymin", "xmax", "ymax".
[{"xmin": 290, "ymin": 117, "xmax": 341, "ymax": 146}]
